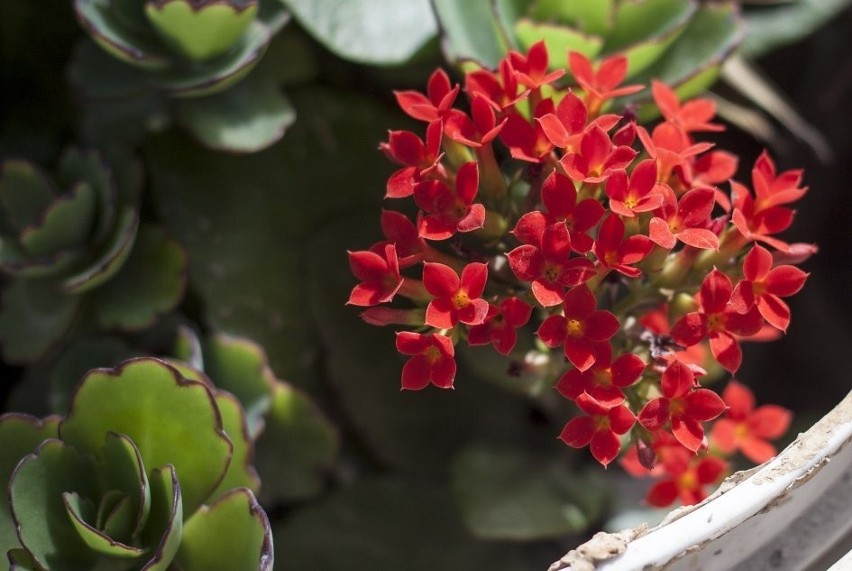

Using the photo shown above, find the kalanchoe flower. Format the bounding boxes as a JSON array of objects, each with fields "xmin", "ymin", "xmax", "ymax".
[
  {"xmin": 567, "ymin": 52, "xmax": 643, "ymax": 115},
  {"xmin": 381, "ymin": 121, "xmax": 443, "ymax": 199},
  {"xmin": 638, "ymin": 361, "xmax": 727, "ymax": 452},
  {"xmin": 561, "ymin": 125, "xmax": 637, "ymax": 184},
  {"xmin": 375, "ymin": 209, "xmax": 426, "ymax": 267},
  {"xmin": 638, "ymin": 122, "xmax": 714, "ymax": 184},
  {"xmin": 555, "ymin": 343, "xmax": 645, "ymax": 408},
  {"xmin": 605, "ymin": 160, "xmax": 664, "ymax": 218},
  {"xmin": 559, "ymin": 393, "xmax": 636, "ymax": 467},
  {"xmin": 648, "ymin": 186, "xmax": 720, "ymax": 250},
  {"xmin": 670, "ymin": 269, "xmax": 763, "ymax": 372},
  {"xmin": 711, "ymin": 380, "xmax": 792, "ymax": 463},
  {"xmin": 538, "ymin": 91, "xmax": 621, "ymax": 152},
  {"xmin": 593, "ymin": 214, "xmax": 654, "ymax": 278},
  {"xmin": 508, "ymin": 40, "xmax": 565, "ymax": 90},
  {"xmin": 395, "ymin": 331, "xmax": 456, "ymax": 390},
  {"xmin": 394, "ymin": 68, "xmax": 460, "ymax": 123},
  {"xmin": 537, "ymin": 285, "xmax": 620, "ymax": 371},
  {"xmin": 651, "ymin": 81, "xmax": 724, "ymax": 134},
  {"xmin": 444, "ymin": 95, "xmax": 506, "ymax": 148},
  {"xmin": 467, "ymin": 297, "xmax": 532, "ymax": 355},
  {"xmin": 645, "ymin": 449, "xmax": 728, "ymax": 507},
  {"xmin": 730, "ymin": 245, "xmax": 809, "ymax": 332},
  {"xmin": 499, "ymin": 100, "xmax": 557, "ymax": 163},
  {"xmin": 414, "ymin": 162, "xmax": 485, "ymax": 240},
  {"xmin": 423, "ymin": 262, "xmax": 489, "ymax": 328},
  {"xmin": 347, "ymin": 244, "xmax": 402, "ymax": 307}
]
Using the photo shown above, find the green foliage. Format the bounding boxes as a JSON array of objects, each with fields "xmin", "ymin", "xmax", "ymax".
[{"xmin": 0, "ymin": 358, "xmax": 272, "ymax": 570}]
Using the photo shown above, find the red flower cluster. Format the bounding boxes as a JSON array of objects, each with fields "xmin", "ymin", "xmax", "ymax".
[{"xmin": 347, "ymin": 42, "xmax": 811, "ymax": 506}]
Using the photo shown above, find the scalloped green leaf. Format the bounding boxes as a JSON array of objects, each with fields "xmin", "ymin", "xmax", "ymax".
[
  {"xmin": 19, "ymin": 182, "xmax": 96, "ymax": 258},
  {"xmin": 138, "ymin": 465, "xmax": 182, "ymax": 571},
  {"xmin": 91, "ymin": 224, "xmax": 186, "ymax": 330},
  {"xmin": 209, "ymin": 391, "xmax": 260, "ymax": 501},
  {"xmin": 175, "ymin": 70, "xmax": 295, "ymax": 153},
  {"xmin": 281, "ymin": 0, "xmax": 436, "ymax": 65},
  {"xmin": 514, "ymin": 19, "xmax": 603, "ymax": 61},
  {"xmin": 7, "ymin": 548, "xmax": 39, "ymax": 570},
  {"xmin": 175, "ymin": 488, "xmax": 272, "ymax": 571},
  {"xmin": 275, "ymin": 478, "xmax": 553, "ymax": 571},
  {"xmin": 202, "ymin": 333, "xmax": 275, "ymax": 439},
  {"xmin": 0, "ymin": 279, "xmax": 82, "ymax": 364},
  {"xmin": 59, "ymin": 358, "xmax": 233, "ymax": 514},
  {"xmin": 451, "ymin": 447, "xmax": 608, "ymax": 540},
  {"xmin": 62, "ymin": 492, "xmax": 145, "ymax": 558},
  {"xmin": 529, "ymin": 0, "xmax": 614, "ymax": 35},
  {"xmin": 145, "ymin": 0, "xmax": 258, "ymax": 62},
  {"xmin": 0, "ymin": 415, "xmax": 59, "ymax": 557},
  {"xmin": 99, "ymin": 432, "xmax": 150, "ymax": 539},
  {"xmin": 741, "ymin": 0, "xmax": 852, "ymax": 58},
  {"xmin": 57, "ymin": 149, "xmax": 121, "ymax": 245},
  {"xmin": 73, "ymin": 0, "xmax": 172, "ymax": 69},
  {"xmin": 604, "ymin": 0, "xmax": 695, "ymax": 52},
  {"xmin": 254, "ymin": 382, "xmax": 337, "ymax": 502},
  {"xmin": 432, "ymin": 0, "xmax": 513, "ymax": 68},
  {"xmin": 0, "ymin": 161, "xmax": 55, "ymax": 231},
  {"xmin": 10, "ymin": 440, "xmax": 100, "ymax": 570},
  {"xmin": 157, "ymin": 21, "xmax": 271, "ymax": 97}
]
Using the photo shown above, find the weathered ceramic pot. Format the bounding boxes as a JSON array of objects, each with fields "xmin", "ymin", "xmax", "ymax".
[{"xmin": 551, "ymin": 390, "xmax": 852, "ymax": 571}]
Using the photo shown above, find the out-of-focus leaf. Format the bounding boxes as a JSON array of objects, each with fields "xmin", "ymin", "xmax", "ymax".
[
  {"xmin": 281, "ymin": 0, "xmax": 437, "ymax": 65},
  {"xmin": 92, "ymin": 225, "xmax": 187, "ymax": 331},
  {"xmin": 431, "ymin": 0, "xmax": 513, "ymax": 67},
  {"xmin": 740, "ymin": 0, "xmax": 852, "ymax": 58},
  {"xmin": 68, "ymin": 40, "xmax": 154, "ymax": 100},
  {"xmin": 175, "ymin": 489, "xmax": 272, "ymax": 571},
  {"xmin": 514, "ymin": 19, "xmax": 604, "ymax": 61},
  {"xmin": 529, "ymin": 0, "xmax": 614, "ymax": 35},
  {"xmin": 209, "ymin": 391, "xmax": 261, "ymax": 500},
  {"xmin": 452, "ymin": 447, "xmax": 609, "ymax": 540},
  {"xmin": 274, "ymin": 478, "xmax": 555, "ymax": 571},
  {"xmin": 253, "ymin": 382, "xmax": 338, "ymax": 503}
]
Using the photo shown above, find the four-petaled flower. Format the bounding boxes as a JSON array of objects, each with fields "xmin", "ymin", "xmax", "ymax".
[
  {"xmin": 593, "ymin": 214, "xmax": 654, "ymax": 278},
  {"xmin": 561, "ymin": 125, "xmax": 637, "ymax": 184},
  {"xmin": 381, "ymin": 120, "xmax": 444, "ymax": 199},
  {"xmin": 670, "ymin": 269, "xmax": 763, "ymax": 373},
  {"xmin": 638, "ymin": 361, "xmax": 727, "ymax": 452},
  {"xmin": 414, "ymin": 161, "xmax": 485, "ymax": 240},
  {"xmin": 347, "ymin": 244, "xmax": 402, "ymax": 306},
  {"xmin": 394, "ymin": 68, "xmax": 459, "ymax": 122},
  {"xmin": 555, "ymin": 343, "xmax": 645, "ymax": 407},
  {"xmin": 568, "ymin": 51, "xmax": 643, "ymax": 115},
  {"xmin": 648, "ymin": 185, "xmax": 720, "ymax": 250},
  {"xmin": 467, "ymin": 297, "xmax": 532, "ymax": 355},
  {"xmin": 395, "ymin": 331, "xmax": 456, "ymax": 390},
  {"xmin": 537, "ymin": 285, "xmax": 620, "ymax": 371},
  {"xmin": 605, "ymin": 159, "xmax": 664, "ymax": 218},
  {"xmin": 645, "ymin": 449, "xmax": 728, "ymax": 507},
  {"xmin": 560, "ymin": 392, "xmax": 636, "ymax": 467},
  {"xmin": 711, "ymin": 380, "xmax": 792, "ymax": 463},
  {"xmin": 423, "ymin": 261, "xmax": 489, "ymax": 329}
]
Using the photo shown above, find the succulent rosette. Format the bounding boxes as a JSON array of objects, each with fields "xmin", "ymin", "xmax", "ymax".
[
  {"xmin": 0, "ymin": 358, "xmax": 273, "ymax": 570},
  {"xmin": 0, "ymin": 151, "xmax": 186, "ymax": 363}
]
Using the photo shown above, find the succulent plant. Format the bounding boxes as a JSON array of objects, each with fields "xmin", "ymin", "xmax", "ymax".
[
  {"xmin": 0, "ymin": 151, "xmax": 186, "ymax": 363},
  {"xmin": 0, "ymin": 357, "xmax": 273, "ymax": 570}
]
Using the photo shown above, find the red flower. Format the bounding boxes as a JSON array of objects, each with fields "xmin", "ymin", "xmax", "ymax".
[
  {"xmin": 605, "ymin": 159, "xmax": 664, "ymax": 218},
  {"xmin": 466, "ymin": 58, "xmax": 526, "ymax": 112},
  {"xmin": 670, "ymin": 269, "xmax": 763, "ymax": 373},
  {"xmin": 561, "ymin": 125, "xmax": 637, "ymax": 184},
  {"xmin": 394, "ymin": 68, "xmax": 459, "ymax": 122},
  {"xmin": 637, "ymin": 122, "xmax": 713, "ymax": 184},
  {"xmin": 537, "ymin": 91, "xmax": 621, "ymax": 152},
  {"xmin": 381, "ymin": 120, "xmax": 443, "ymax": 198},
  {"xmin": 637, "ymin": 361, "xmax": 727, "ymax": 452},
  {"xmin": 511, "ymin": 171, "xmax": 604, "ymax": 253},
  {"xmin": 423, "ymin": 262, "xmax": 489, "ymax": 328},
  {"xmin": 499, "ymin": 100, "xmax": 556, "ymax": 163},
  {"xmin": 555, "ymin": 343, "xmax": 645, "ymax": 407},
  {"xmin": 508, "ymin": 40, "xmax": 565, "ymax": 90},
  {"xmin": 593, "ymin": 214, "xmax": 654, "ymax": 278},
  {"xmin": 395, "ymin": 331, "xmax": 456, "ymax": 390},
  {"xmin": 568, "ymin": 51, "xmax": 642, "ymax": 115},
  {"xmin": 372, "ymin": 210, "xmax": 426, "ymax": 268},
  {"xmin": 537, "ymin": 285, "xmax": 620, "ymax": 371},
  {"xmin": 646, "ymin": 451, "xmax": 728, "ymax": 507},
  {"xmin": 414, "ymin": 162, "xmax": 485, "ymax": 240},
  {"xmin": 347, "ymin": 244, "xmax": 402, "ymax": 306},
  {"xmin": 467, "ymin": 297, "xmax": 532, "ymax": 355},
  {"xmin": 648, "ymin": 185, "xmax": 719, "ymax": 250},
  {"xmin": 730, "ymin": 245, "xmax": 808, "ymax": 332},
  {"xmin": 559, "ymin": 393, "xmax": 636, "ymax": 467},
  {"xmin": 507, "ymin": 222, "xmax": 595, "ymax": 307},
  {"xmin": 651, "ymin": 80, "xmax": 723, "ymax": 133},
  {"xmin": 710, "ymin": 380, "xmax": 792, "ymax": 463},
  {"xmin": 444, "ymin": 95, "xmax": 506, "ymax": 147}
]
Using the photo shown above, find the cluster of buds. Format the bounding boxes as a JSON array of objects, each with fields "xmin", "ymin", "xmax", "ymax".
[{"xmin": 346, "ymin": 41, "xmax": 810, "ymax": 506}]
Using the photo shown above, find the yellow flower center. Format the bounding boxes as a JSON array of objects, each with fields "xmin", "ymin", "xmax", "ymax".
[{"xmin": 566, "ymin": 318, "xmax": 584, "ymax": 337}]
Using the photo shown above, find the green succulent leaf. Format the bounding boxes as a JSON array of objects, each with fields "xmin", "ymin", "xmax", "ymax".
[
  {"xmin": 175, "ymin": 488, "xmax": 272, "ymax": 571},
  {"xmin": 0, "ymin": 279, "xmax": 83, "ymax": 364},
  {"xmin": 10, "ymin": 440, "xmax": 100, "ymax": 571},
  {"xmin": 514, "ymin": 19, "xmax": 603, "ymax": 61},
  {"xmin": 431, "ymin": 0, "xmax": 513, "ymax": 68},
  {"xmin": 275, "ymin": 478, "xmax": 552, "ymax": 571},
  {"xmin": 91, "ymin": 224, "xmax": 186, "ymax": 330},
  {"xmin": 0, "ymin": 415, "xmax": 59, "ymax": 557},
  {"xmin": 254, "ymin": 382, "xmax": 338, "ymax": 503},
  {"xmin": 62, "ymin": 492, "xmax": 146, "ymax": 558},
  {"xmin": 175, "ymin": 69, "xmax": 296, "ymax": 153},
  {"xmin": 138, "ymin": 465, "xmax": 183, "ymax": 571},
  {"xmin": 6, "ymin": 548, "xmax": 40, "ymax": 570},
  {"xmin": 529, "ymin": 0, "xmax": 614, "ymax": 35},
  {"xmin": 201, "ymin": 333, "xmax": 276, "ymax": 439},
  {"xmin": 0, "ymin": 161, "xmax": 55, "ymax": 232},
  {"xmin": 281, "ymin": 0, "xmax": 436, "ymax": 65},
  {"xmin": 209, "ymin": 391, "xmax": 260, "ymax": 501},
  {"xmin": 144, "ymin": 0, "xmax": 258, "ymax": 62},
  {"xmin": 57, "ymin": 149, "xmax": 123, "ymax": 247},
  {"xmin": 741, "ymin": 0, "xmax": 852, "ymax": 58},
  {"xmin": 99, "ymin": 432, "xmax": 151, "ymax": 539},
  {"xmin": 59, "ymin": 358, "xmax": 233, "ymax": 514},
  {"xmin": 19, "ymin": 182, "xmax": 96, "ymax": 258},
  {"xmin": 73, "ymin": 0, "xmax": 172, "ymax": 69},
  {"xmin": 68, "ymin": 39, "xmax": 154, "ymax": 99},
  {"xmin": 451, "ymin": 447, "xmax": 608, "ymax": 540}
]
